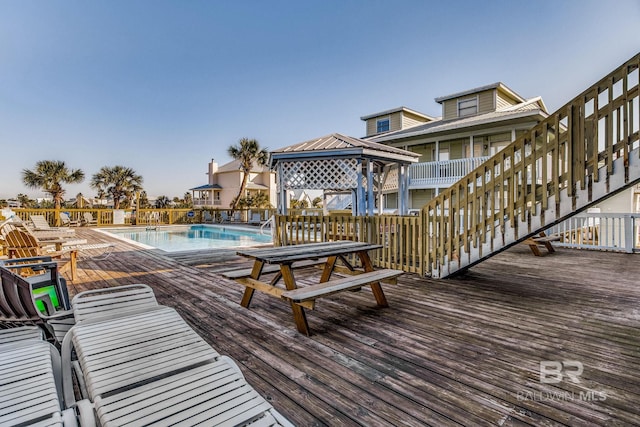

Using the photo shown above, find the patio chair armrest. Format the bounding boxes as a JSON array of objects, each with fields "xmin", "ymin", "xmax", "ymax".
[
  {"xmin": 37, "ymin": 306, "xmax": 74, "ymax": 321},
  {"xmin": 34, "ymin": 292, "xmax": 56, "ymax": 315},
  {"xmin": 75, "ymin": 399, "xmax": 96, "ymax": 427},
  {"xmin": 61, "ymin": 327, "xmax": 77, "ymax": 408},
  {"xmin": 0, "ymin": 256, "xmax": 53, "ymax": 266},
  {"xmin": 1, "ymin": 260, "xmax": 57, "ymax": 270}
]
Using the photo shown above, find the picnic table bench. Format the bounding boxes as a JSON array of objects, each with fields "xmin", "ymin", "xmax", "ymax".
[
  {"xmin": 224, "ymin": 241, "xmax": 404, "ymax": 335},
  {"xmin": 523, "ymin": 231, "xmax": 561, "ymax": 256}
]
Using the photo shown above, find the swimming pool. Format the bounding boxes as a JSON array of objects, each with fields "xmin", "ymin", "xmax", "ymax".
[{"xmin": 101, "ymin": 225, "xmax": 272, "ymax": 252}]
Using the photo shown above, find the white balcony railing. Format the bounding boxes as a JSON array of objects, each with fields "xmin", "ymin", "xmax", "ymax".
[
  {"xmin": 548, "ymin": 213, "xmax": 640, "ymax": 253},
  {"xmin": 408, "ymin": 157, "xmax": 491, "ymax": 189},
  {"xmin": 193, "ymin": 199, "xmax": 222, "ymax": 207}
]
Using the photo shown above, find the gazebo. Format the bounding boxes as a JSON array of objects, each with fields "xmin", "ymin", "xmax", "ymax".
[{"xmin": 270, "ymin": 133, "xmax": 419, "ymax": 216}]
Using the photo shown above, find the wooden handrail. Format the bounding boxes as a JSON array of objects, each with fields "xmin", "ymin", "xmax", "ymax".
[{"xmin": 423, "ymin": 52, "xmax": 640, "ymax": 277}]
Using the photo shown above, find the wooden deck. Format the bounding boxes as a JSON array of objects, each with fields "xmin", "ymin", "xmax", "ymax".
[{"xmin": 64, "ymin": 228, "xmax": 640, "ymax": 426}]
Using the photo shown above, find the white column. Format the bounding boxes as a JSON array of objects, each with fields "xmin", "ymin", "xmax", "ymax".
[
  {"xmin": 367, "ymin": 160, "xmax": 374, "ymax": 216},
  {"xmin": 511, "ymin": 128, "xmax": 517, "ymax": 142},
  {"xmin": 377, "ymin": 165, "xmax": 386, "ymax": 214},
  {"xmin": 398, "ymin": 165, "xmax": 406, "ymax": 215},
  {"xmin": 470, "ymin": 135, "xmax": 474, "ymax": 158},
  {"xmin": 277, "ymin": 163, "xmax": 287, "ymax": 215},
  {"xmin": 356, "ymin": 158, "xmax": 364, "ymax": 216}
]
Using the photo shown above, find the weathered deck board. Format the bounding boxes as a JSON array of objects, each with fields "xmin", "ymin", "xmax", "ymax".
[{"xmin": 60, "ymin": 228, "xmax": 640, "ymax": 426}]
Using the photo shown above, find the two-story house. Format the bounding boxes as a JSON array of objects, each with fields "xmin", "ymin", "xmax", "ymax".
[
  {"xmin": 362, "ymin": 82, "xmax": 549, "ymax": 209},
  {"xmin": 190, "ymin": 158, "xmax": 276, "ymax": 209}
]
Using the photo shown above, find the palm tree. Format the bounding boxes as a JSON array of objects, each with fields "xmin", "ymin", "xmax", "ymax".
[
  {"xmin": 183, "ymin": 192, "xmax": 193, "ymax": 208},
  {"xmin": 251, "ymin": 192, "xmax": 271, "ymax": 208},
  {"xmin": 155, "ymin": 195, "xmax": 170, "ymax": 208},
  {"xmin": 22, "ymin": 160, "xmax": 85, "ymax": 209},
  {"xmin": 16, "ymin": 193, "xmax": 33, "ymax": 208},
  {"xmin": 91, "ymin": 166, "xmax": 143, "ymax": 209},
  {"xmin": 138, "ymin": 191, "xmax": 150, "ymax": 209},
  {"xmin": 227, "ymin": 138, "xmax": 269, "ymax": 210}
]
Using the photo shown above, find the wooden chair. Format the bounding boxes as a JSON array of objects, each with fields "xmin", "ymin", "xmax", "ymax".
[
  {"xmin": 522, "ymin": 231, "xmax": 561, "ymax": 256},
  {"xmin": 1, "ymin": 225, "xmax": 78, "ymax": 280}
]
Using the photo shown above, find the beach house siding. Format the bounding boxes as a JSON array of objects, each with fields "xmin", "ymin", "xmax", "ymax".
[
  {"xmin": 363, "ymin": 108, "xmax": 433, "ymax": 137},
  {"xmin": 365, "ymin": 112, "xmax": 402, "ymax": 136},
  {"xmin": 496, "ymin": 90, "xmax": 520, "ymax": 110},
  {"xmin": 192, "ymin": 159, "xmax": 276, "ymax": 209},
  {"xmin": 442, "ymin": 89, "xmax": 495, "ymax": 120},
  {"xmin": 402, "ymin": 111, "xmax": 428, "ymax": 129},
  {"xmin": 363, "ymin": 83, "xmax": 553, "ymax": 210},
  {"xmin": 411, "ymin": 189, "xmax": 435, "ymax": 208}
]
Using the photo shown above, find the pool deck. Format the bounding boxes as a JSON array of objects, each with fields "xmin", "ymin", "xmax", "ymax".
[{"xmin": 64, "ymin": 227, "xmax": 640, "ymax": 426}]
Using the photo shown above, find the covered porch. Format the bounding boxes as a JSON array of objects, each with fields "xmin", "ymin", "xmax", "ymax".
[{"xmin": 190, "ymin": 183, "xmax": 223, "ymax": 207}]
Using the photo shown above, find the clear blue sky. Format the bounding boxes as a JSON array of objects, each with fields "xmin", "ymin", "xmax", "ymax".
[{"xmin": 1, "ymin": 0, "xmax": 638, "ymax": 199}]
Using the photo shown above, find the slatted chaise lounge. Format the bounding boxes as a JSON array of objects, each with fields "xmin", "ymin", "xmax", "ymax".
[
  {"xmin": 62, "ymin": 285, "xmax": 293, "ymax": 426},
  {"xmin": 0, "ymin": 327, "xmax": 78, "ymax": 426}
]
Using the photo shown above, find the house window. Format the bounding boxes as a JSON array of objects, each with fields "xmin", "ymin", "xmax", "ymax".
[
  {"xmin": 458, "ymin": 97, "xmax": 478, "ymax": 117},
  {"xmin": 376, "ymin": 118, "xmax": 390, "ymax": 133}
]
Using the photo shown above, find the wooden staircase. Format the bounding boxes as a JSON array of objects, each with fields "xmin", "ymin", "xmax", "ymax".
[{"xmin": 424, "ymin": 52, "xmax": 640, "ymax": 278}]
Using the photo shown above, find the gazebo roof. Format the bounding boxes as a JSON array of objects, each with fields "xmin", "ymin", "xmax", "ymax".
[{"xmin": 270, "ymin": 133, "xmax": 419, "ymax": 166}]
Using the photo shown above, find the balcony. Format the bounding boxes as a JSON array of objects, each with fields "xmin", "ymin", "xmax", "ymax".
[
  {"xmin": 408, "ymin": 157, "xmax": 490, "ymax": 189},
  {"xmin": 193, "ymin": 198, "xmax": 222, "ymax": 207}
]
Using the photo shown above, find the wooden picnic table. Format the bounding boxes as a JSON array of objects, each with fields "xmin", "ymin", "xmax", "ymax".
[{"xmin": 227, "ymin": 241, "xmax": 404, "ymax": 336}]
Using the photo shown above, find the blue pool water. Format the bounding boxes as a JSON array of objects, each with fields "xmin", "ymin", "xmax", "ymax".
[{"xmin": 103, "ymin": 225, "xmax": 272, "ymax": 252}]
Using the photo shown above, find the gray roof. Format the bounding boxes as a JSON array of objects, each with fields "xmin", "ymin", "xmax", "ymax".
[
  {"xmin": 270, "ymin": 133, "xmax": 419, "ymax": 166},
  {"xmin": 368, "ymin": 102, "xmax": 548, "ymax": 143},
  {"xmin": 434, "ymin": 82, "xmax": 526, "ymax": 104},
  {"xmin": 360, "ymin": 106, "xmax": 435, "ymax": 121},
  {"xmin": 273, "ymin": 133, "xmax": 417, "ymax": 157},
  {"xmin": 217, "ymin": 159, "xmax": 271, "ymax": 173}
]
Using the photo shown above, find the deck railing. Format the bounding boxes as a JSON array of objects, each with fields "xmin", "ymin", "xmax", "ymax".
[
  {"xmin": 408, "ymin": 157, "xmax": 491, "ymax": 188},
  {"xmin": 7, "ymin": 208, "xmax": 276, "ymax": 227},
  {"xmin": 273, "ymin": 213, "xmax": 423, "ymax": 273},
  {"xmin": 423, "ymin": 52, "xmax": 640, "ymax": 277},
  {"xmin": 548, "ymin": 212, "xmax": 639, "ymax": 253},
  {"xmin": 193, "ymin": 199, "xmax": 222, "ymax": 207}
]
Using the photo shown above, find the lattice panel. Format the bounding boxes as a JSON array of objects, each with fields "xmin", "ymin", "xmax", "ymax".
[
  {"xmin": 382, "ymin": 166, "xmax": 399, "ymax": 192},
  {"xmin": 280, "ymin": 159, "xmax": 358, "ymax": 190}
]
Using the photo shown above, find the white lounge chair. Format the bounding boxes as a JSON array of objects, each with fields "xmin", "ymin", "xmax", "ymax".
[
  {"xmin": 203, "ymin": 211, "xmax": 214, "ymax": 223},
  {"xmin": 249, "ymin": 212, "xmax": 263, "ymax": 225},
  {"xmin": 0, "ymin": 329, "xmax": 79, "ymax": 426},
  {"xmin": 62, "ymin": 286, "xmax": 293, "ymax": 427},
  {"xmin": 30, "ymin": 214, "xmax": 72, "ymax": 232},
  {"xmin": 59, "ymin": 212, "xmax": 79, "ymax": 227},
  {"xmin": 81, "ymin": 212, "xmax": 98, "ymax": 227},
  {"xmin": 218, "ymin": 211, "xmax": 231, "ymax": 223}
]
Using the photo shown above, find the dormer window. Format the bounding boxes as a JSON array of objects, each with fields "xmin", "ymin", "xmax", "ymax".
[
  {"xmin": 458, "ymin": 97, "xmax": 478, "ymax": 117},
  {"xmin": 376, "ymin": 118, "xmax": 390, "ymax": 133}
]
